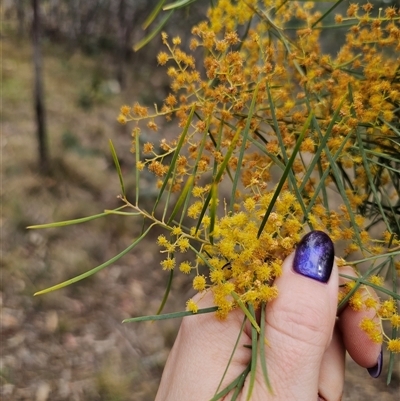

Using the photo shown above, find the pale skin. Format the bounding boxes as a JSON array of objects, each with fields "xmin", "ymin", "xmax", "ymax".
[{"xmin": 155, "ymin": 253, "xmax": 382, "ymax": 401}]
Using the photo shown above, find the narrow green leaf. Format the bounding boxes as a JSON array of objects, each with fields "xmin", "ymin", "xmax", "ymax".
[
  {"xmin": 311, "ymin": 0, "xmax": 346, "ymax": 28},
  {"xmin": 335, "ymin": 54, "xmax": 363, "ymax": 70},
  {"xmin": 259, "ymin": 303, "xmax": 273, "ymax": 393},
  {"xmin": 162, "ymin": 171, "xmax": 176, "ymax": 221},
  {"xmin": 134, "ymin": 10, "xmax": 173, "ymax": 52},
  {"xmin": 337, "ymin": 277, "xmax": 363, "ymax": 312},
  {"xmin": 305, "ymin": 132, "xmax": 352, "ymax": 215},
  {"xmin": 156, "ymin": 269, "xmax": 174, "ymax": 316},
  {"xmin": 103, "ymin": 210, "xmax": 141, "ymax": 216},
  {"xmin": 189, "ymin": 244, "xmax": 215, "ymax": 272},
  {"xmin": 164, "ymin": 0, "xmax": 197, "ymax": 11},
  {"xmin": 142, "ymin": 0, "xmax": 166, "ymax": 30},
  {"xmin": 365, "ymin": 158, "xmax": 400, "ymax": 174},
  {"xmin": 246, "ymin": 303, "xmax": 258, "ymax": 401},
  {"xmin": 355, "ymin": 129, "xmax": 392, "ymax": 231},
  {"xmin": 209, "ymin": 183, "xmax": 218, "ymax": 244},
  {"xmin": 356, "ymin": 148, "xmax": 400, "ymax": 163},
  {"xmin": 266, "ymin": 84, "xmax": 309, "ymax": 224},
  {"xmin": 310, "ymin": 111, "xmax": 364, "ymax": 248},
  {"xmin": 214, "ymin": 316, "xmax": 248, "ymax": 396},
  {"xmin": 122, "ymin": 306, "xmax": 218, "ymax": 323},
  {"xmin": 230, "ymin": 365, "xmax": 249, "ymax": 401},
  {"xmin": 338, "ymin": 68, "xmax": 365, "ymax": 80},
  {"xmin": 27, "ymin": 206, "xmax": 127, "ymax": 229},
  {"xmin": 215, "ymin": 127, "xmax": 242, "ymax": 183},
  {"xmin": 316, "ymin": 159, "xmax": 329, "ymax": 215},
  {"xmin": 195, "ymin": 127, "xmax": 242, "ymax": 233},
  {"xmin": 135, "ymin": 125, "xmax": 141, "ymax": 206},
  {"xmin": 300, "ymin": 96, "xmax": 351, "ymax": 219},
  {"xmin": 209, "ymin": 364, "xmax": 251, "ymax": 401},
  {"xmin": 237, "ymin": 15, "xmax": 253, "ymax": 52},
  {"xmin": 211, "ymin": 117, "xmax": 224, "ymax": 177},
  {"xmin": 378, "ymin": 117, "xmax": 400, "ymax": 138},
  {"xmin": 346, "ymin": 250, "xmax": 400, "ymax": 265},
  {"xmin": 167, "ymin": 175, "xmax": 194, "ymax": 225},
  {"xmin": 300, "ymin": 97, "xmax": 346, "ymax": 192},
  {"xmin": 247, "ymin": 134, "xmax": 285, "ymax": 170},
  {"xmin": 109, "ymin": 139, "xmax": 126, "ymax": 197},
  {"xmin": 348, "ymin": 84, "xmax": 392, "ymax": 232},
  {"xmin": 286, "ymin": 22, "xmax": 357, "ymax": 30},
  {"xmin": 257, "ymin": 112, "xmax": 313, "ymax": 238},
  {"xmin": 195, "ymin": 190, "xmax": 212, "ymax": 234},
  {"xmin": 387, "ymin": 257, "xmax": 398, "ymax": 385},
  {"xmin": 229, "ymin": 84, "xmax": 259, "ymax": 212},
  {"xmin": 379, "ymin": 185, "xmax": 400, "ymax": 234},
  {"xmin": 388, "ymin": 336, "xmax": 396, "ymax": 385},
  {"xmin": 34, "ymin": 225, "xmax": 153, "ymax": 295},
  {"xmin": 231, "ymin": 291, "xmax": 260, "ymax": 333},
  {"xmin": 266, "ymin": 86, "xmax": 289, "ymax": 165},
  {"xmin": 179, "ymin": 121, "xmax": 210, "ymax": 225},
  {"xmin": 250, "ymin": 4, "xmax": 301, "ymax": 64},
  {"xmin": 339, "ymin": 274, "xmax": 400, "ymax": 300},
  {"xmin": 153, "ymin": 104, "xmax": 195, "ymax": 212},
  {"xmin": 388, "ymin": 170, "xmax": 400, "ymax": 201},
  {"xmin": 338, "ymin": 260, "xmax": 390, "ymax": 314}
]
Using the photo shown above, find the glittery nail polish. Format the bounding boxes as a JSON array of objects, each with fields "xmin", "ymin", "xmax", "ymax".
[
  {"xmin": 293, "ymin": 231, "xmax": 334, "ymax": 283},
  {"xmin": 367, "ymin": 348, "xmax": 383, "ymax": 378}
]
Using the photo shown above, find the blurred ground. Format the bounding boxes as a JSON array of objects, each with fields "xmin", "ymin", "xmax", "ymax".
[
  {"xmin": 1, "ymin": 24, "xmax": 399, "ymax": 401},
  {"xmin": 2, "ymin": 28, "xmax": 190, "ymax": 401}
]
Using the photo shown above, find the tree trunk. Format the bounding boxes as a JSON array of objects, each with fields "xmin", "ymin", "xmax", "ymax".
[
  {"xmin": 32, "ymin": 0, "xmax": 50, "ymax": 173},
  {"xmin": 17, "ymin": 0, "xmax": 26, "ymax": 38},
  {"xmin": 117, "ymin": 0, "xmax": 127, "ymax": 88}
]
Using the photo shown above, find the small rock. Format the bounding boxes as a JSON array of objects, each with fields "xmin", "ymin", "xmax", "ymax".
[
  {"xmin": 93, "ymin": 333, "xmax": 116, "ymax": 354},
  {"xmin": 130, "ymin": 281, "xmax": 145, "ymax": 300},
  {"xmin": 63, "ymin": 333, "xmax": 78, "ymax": 350},
  {"xmin": 142, "ymin": 251, "xmax": 154, "ymax": 264},
  {"xmin": 57, "ymin": 370, "xmax": 71, "ymax": 398},
  {"xmin": 28, "ymin": 231, "xmax": 45, "ymax": 246},
  {"xmin": 1, "ymin": 308, "xmax": 23, "ymax": 330},
  {"xmin": 14, "ymin": 278, "xmax": 26, "ymax": 292},
  {"xmin": 36, "ymin": 381, "xmax": 51, "ymax": 401},
  {"xmin": 44, "ymin": 310, "xmax": 58, "ymax": 333},
  {"xmin": 58, "ymin": 379, "xmax": 70, "ymax": 399},
  {"xmin": 1, "ymin": 383, "xmax": 14, "ymax": 396},
  {"xmin": 103, "ymin": 79, "xmax": 121, "ymax": 94},
  {"xmin": 7, "ymin": 331, "xmax": 25, "ymax": 348}
]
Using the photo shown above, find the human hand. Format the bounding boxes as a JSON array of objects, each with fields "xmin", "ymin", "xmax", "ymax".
[{"xmin": 155, "ymin": 231, "xmax": 382, "ymax": 401}]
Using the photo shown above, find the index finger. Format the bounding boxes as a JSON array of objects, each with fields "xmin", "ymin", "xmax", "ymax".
[{"xmin": 337, "ymin": 265, "xmax": 382, "ymax": 375}]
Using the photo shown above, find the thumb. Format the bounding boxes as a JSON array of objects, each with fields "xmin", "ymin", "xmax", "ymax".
[{"xmin": 261, "ymin": 231, "xmax": 338, "ymax": 400}]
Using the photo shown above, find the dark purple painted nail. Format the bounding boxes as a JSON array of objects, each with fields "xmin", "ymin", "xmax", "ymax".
[
  {"xmin": 293, "ymin": 231, "xmax": 334, "ymax": 283},
  {"xmin": 367, "ymin": 348, "xmax": 383, "ymax": 378}
]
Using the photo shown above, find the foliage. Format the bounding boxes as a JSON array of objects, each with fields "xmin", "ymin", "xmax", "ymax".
[{"xmin": 31, "ymin": 0, "xmax": 400, "ymax": 395}]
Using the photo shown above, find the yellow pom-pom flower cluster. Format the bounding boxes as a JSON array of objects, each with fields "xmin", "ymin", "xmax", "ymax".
[
  {"xmin": 118, "ymin": 0, "xmax": 400, "ymax": 352},
  {"xmin": 199, "ymin": 191, "xmax": 303, "ymax": 318},
  {"xmin": 340, "ymin": 276, "xmax": 400, "ymax": 352}
]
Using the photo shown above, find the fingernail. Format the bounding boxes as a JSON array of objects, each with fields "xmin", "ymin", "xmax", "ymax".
[
  {"xmin": 367, "ymin": 348, "xmax": 383, "ymax": 378},
  {"xmin": 293, "ymin": 231, "xmax": 334, "ymax": 283}
]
